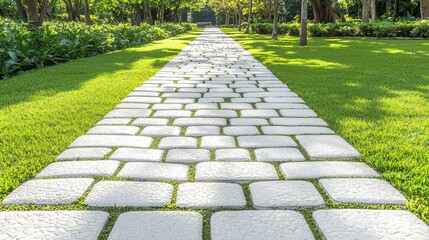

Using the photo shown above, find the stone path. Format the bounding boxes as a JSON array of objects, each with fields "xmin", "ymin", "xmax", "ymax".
[{"xmin": 1, "ymin": 28, "xmax": 429, "ymax": 240}]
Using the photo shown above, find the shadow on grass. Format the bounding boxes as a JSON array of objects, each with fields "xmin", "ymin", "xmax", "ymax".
[{"xmin": 0, "ymin": 33, "xmax": 200, "ymax": 109}]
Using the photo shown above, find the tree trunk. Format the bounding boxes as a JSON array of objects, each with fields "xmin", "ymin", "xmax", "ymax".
[
  {"xmin": 422, "ymin": 0, "xmax": 429, "ymax": 19},
  {"xmin": 238, "ymin": 5, "xmax": 242, "ymax": 31},
  {"xmin": 386, "ymin": 0, "xmax": 392, "ymax": 17},
  {"xmin": 267, "ymin": 0, "xmax": 272, "ymax": 20},
  {"xmin": 15, "ymin": 0, "xmax": 28, "ymax": 22},
  {"xmin": 84, "ymin": 0, "xmax": 93, "ymax": 25},
  {"xmin": 65, "ymin": 0, "xmax": 73, "ymax": 21},
  {"xmin": 300, "ymin": 0, "xmax": 308, "ymax": 45},
  {"xmin": 272, "ymin": 0, "xmax": 279, "ymax": 40},
  {"xmin": 361, "ymin": 0, "xmax": 370, "ymax": 22},
  {"xmin": 225, "ymin": 11, "xmax": 229, "ymax": 25},
  {"xmin": 392, "ymin": 0, "xmax": 399, "ymax": 19},
  {"xmin": 310, "ymin": 0, "xmax": 338, "ymax": 23},
  {"xmin": 72, "ymin": 0, "xmax": 81, "ymax": 20},
  {"xmin": 245, "ymin": 0, "xmax": 252, "ymax": 34},
  {"xmin": 370, "ymin": 0, "xmax": 377, "ymax": 21},
  {"xmin": 131, "ymin": 3, "xmax": 142, "ymax": 26}
]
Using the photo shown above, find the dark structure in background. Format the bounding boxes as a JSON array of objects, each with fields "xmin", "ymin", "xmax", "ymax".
[{"xmin": 191, "ymin": 6, "xmax": 216, "ymax": 25}]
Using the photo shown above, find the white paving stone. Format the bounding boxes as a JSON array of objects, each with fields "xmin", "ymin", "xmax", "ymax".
[
  {"xmin": 185, "ymin": 126, "xmax": 220, "ymax": 136},
  {"xmin": 56, "ymin": 148, "xmax": 111, "ymax": 160},
  {"xmin": 108, "ymin": 211, "xmax": 202, "ymax": 240},
  {"xmin": 296, "ymin": 135, "xmax": 360, "ymax": 159},
  {"xmin": 153, "ymin": 110, "xmax": 192, "ymax": 118},
  {"xmin": 69, "ymin": 135, "xmax": 153, "ymax": 148},
  {"xmin": 238, "ymin": 135, "xmax": 297, "ymax": 148},
  {"xmin": 116, "ymin": 103, "xmax": 150, "ymax": 109},
  {"xmin": 230, "ymin": 118, "xmax": 269, "ymax": 126},
  {"xmin": 279, "ymin": 109, "xmax": 318, "ymax": 117},
  {"xmin": 105, "ymin": 109, "xmax": 152, "ymax": 118},
  {"xmin": 174, "ymin": 117, "xmax": 227, "ymax": 126},
  {"xmin": 166, "ymin": 149, "xmax": 210, "ymax": 163},
  {"xmin": 176, "ymin": 182, "xmax": 246, "ymax": 208},
  {"xmin": 270, "ymin": 117, "xmax": 328, "ymax": 126},
  {"xmin": 0, "ymin": 211, "xmax": 108, "ymax": 240},
  {"xmin": 195, "ymin": 162, "xmax": 278, "ymax": 182},
  {"xmin": 195, "ymin": 110, "xmax": 237, "ymax": 118},
  {"xmin": 319, "ymin": 178, "xmax": 406, "ymax": 204},
  {"xmin": 280, "ymin": 161, "xmax": 380, "ymax": 179},
  {"xmin": 37, "ymin": 160, "xmax": 120, "ymax": 178},
  {"xmin": 2, "ymin": 178, "xmax": 93, "ymax": 205},
  {"xmin": 241, "ymin": 109, "xmax": 279, "ymax": 118},
  {"xmin": 211, "ymin": 210, "xmax": 315, "ymax": 240},
  {"xmin": 223, "ymin": 126, "xmax": 260, "ymax": 136},
  {"xmin": 158, "ymin": 137, "xmax": 197, "ymax": 149},
  {"xmin": 262, "ymin": 126, "xmax": 335, "ymax": 135},
  {"xmin": 250, "ymin": 181, "xmax": 325, "ymax": 209},
  {"xmin": 141, "ymin": 126, "xmax": 181, "ymax": 137},
  {"xmin": 84, "ymin": 181, "xmax": 173, "ymax": 207},
  {"xmin": 131, "ymin": 118, "xmax": 169, "ymax": 126},
  {"xmin": 96, "ymin": 118, "xmax": 131, "ymax": 125},
  {"xmin": 117, "ymin": 162, "xmax": 189, "ymax": 181},
  {"xmin": 215, "ymin": 148, "xmax": 251, "ymax": 161},
  {"xmin": 200, "ymin": 136, "xmax": 236, "ymax": 149},
  {"xmin": 255, "ymin": 148, "xmax": 305, "ymax": 161},
  {"xmin": 109, "ymin": 148, "xmax": 164, "ymax": 162},
  {"xmin": 151, "ymin": 103, "xmax": 183, "ymax": 110},
  {"xmin": 185, "ymin": 103, "xmax": 218, "ymax": 110},
  {"xmin": 87, "ymin": 126, "xmax": 140, "ymax": 135},
  {"xmin": 313, "ymin": 209, "xmax": 429, "ymax": 240}
]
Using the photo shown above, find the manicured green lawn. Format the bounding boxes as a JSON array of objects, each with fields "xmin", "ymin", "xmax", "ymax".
[
  {"xmin": 0, "ymin": 30, "xmax": 202, "ymax": 201},
  {"xmin": 223, "ymin": 28, "xmax": 429, "ymax": 223}
]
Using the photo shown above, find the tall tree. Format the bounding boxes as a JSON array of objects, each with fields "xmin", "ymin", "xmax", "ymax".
[
  {"xmin": 272, "ymin": 0, "xmax": 278, "ymax": 40},
  {"xmin": 371, "ymin": 0, "xmax": 376, "ymax": 21},
  {"xmin": 422, "ymin": 0, "xmax": 429, "ymax": 19},
  {"xmin": 361, "ymin": 0, "xmax": 371, "ymax": 22},
  {"xmin": 84, "ymin": 0, "xmax": 93, "ymax": 25},
  {"xmin": 15, "ymin": 0, "xmax": 28, "ymax": 22},
  {"xmin": 300, "ymin": 0, "xmax": 307, "ymax": 45},
  {"xmin": 310, "ymin": 0, "xmax": 340, "ymax": 23},
  {"xmin": 244, "ymin": 0, "xmax": 252, "ymax": 34}
]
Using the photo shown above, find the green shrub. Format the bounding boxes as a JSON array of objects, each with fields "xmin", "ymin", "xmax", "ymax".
[
  {"xmin": 0, "ymin": 20, "xmax": 197, "ymax": 79},
  {"xmin": 250, "ymin": 21, "xmax": 429, "ymax": 39}
]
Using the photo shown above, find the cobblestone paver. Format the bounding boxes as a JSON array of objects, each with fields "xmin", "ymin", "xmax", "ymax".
[{"xmin": 2, "ymin": 28, "xmax": 428, "ymax": 239}]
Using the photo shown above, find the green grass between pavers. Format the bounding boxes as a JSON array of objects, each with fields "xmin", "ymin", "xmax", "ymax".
[
  {"xmin": 223, "ymin": 28, "xmax": 429, "ymax": 223},
  {"xmin": 0, "ymin": 29, "xmax": 202, "ymax": 201}
]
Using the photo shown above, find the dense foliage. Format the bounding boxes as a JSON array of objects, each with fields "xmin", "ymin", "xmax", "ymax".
[
  {"xmin": 247, "ymin": 21, "xmax": 429, "ymax": 38},
  {"xmin": 0, "ymin": 20, "xmax": 196, "ymax": 79}
]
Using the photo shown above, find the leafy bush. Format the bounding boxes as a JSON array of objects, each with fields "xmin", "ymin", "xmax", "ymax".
[
  {"xmin": 249, "ymin": 21, "xmax": 429, "ymax": 38},
  {"xmin": 0, "ymin": 20, "xmax": 196, "ymax": 79}
]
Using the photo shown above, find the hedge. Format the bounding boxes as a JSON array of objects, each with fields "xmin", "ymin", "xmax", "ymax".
[
  {"xmin": 246, "ymin": 21, "xmax": 429, "ymax": 38},
  {"xmin": 0, "ymin": 20, "xmax": 196, "ymax": 79}
]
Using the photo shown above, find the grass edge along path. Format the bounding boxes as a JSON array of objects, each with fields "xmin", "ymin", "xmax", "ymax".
[
  {"xmin": 0, "ymin": 29, "xmax": 202, "ymax": 201},
  {"xmin": 222, "ymin": 28, "xmax": 429, "ymax": 224}
]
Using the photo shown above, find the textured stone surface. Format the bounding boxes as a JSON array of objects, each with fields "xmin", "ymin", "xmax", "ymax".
[
  {"xmin": 254, "ymin": 148, "xmax": 305, "ymax": 162},
  {"xmin": 69, "ymin": 135, "xmax": 153, "ymax": 148},
  {"xmin": 37, "ymin": 160, "xmax": 120, "ymax": 178},
  {"xmin": 141, "ymin": 126, "xmax": 181, "ymax": 137},
  {"xmin": 0, "ymin": 211, "xmax": 108, "ymax": 240},
  {"xmin": 195, "ymin": 162, "xmax": 278, "ymax": 182},
  {"xmin": 223, "ymin": 126, "xmax": 260, "ymax": 136},
  {"xmin": 56, "ymin": 148, "xmax": 111, "ymax": 160},
  {"xmin": 279, "ymin": 109, "xmax": 317, "ymax": 117},
  {"xmin": 158, "ymin": 137, "xmax": 197, "ymax": 149},
  {"xmin": 280, "ymin": 161, "xmax": 380, "ymax": 179},
  {"xmin": 238, "ymin": 136, "xmax": 297, "ymax": 148},
  {"xmin": 117, "ymin": 162, "xmax": 189, "ymax": 181},
  {"xmin": 2, "ymin": 178, "xmax": 93, "ymax": 205},
  {"xmin": 200, "ymin": 136, "xmax": 236, "ymax": 148},
  {"xmin": 105, "ymin": 109, "xmax": 152, "ymax": 118},
  {"xmin": 250, "ymin": 181, "xmax": 325, "ymax": 209},
  {"xmin": 313, "ymin": 210, "xmax": 429, "ymax": 240},
  {"xmin": 176, "ymin": 182, "xmax": 246, "ymax": 208},
  {"xmin": 296, "ymin": 135, "xmax": 360, "ymax": 160},
  {"xmin": 215, "ymin": 149, "xmax": 251, "ymax": 161},
  {"xmin": 211, "ymin": 210, "xmax": 315, "ymax": 240},
  {"xmin": 84, "ymin": 181, "xmax": 173, "ymax": 207},
  {"xmin": 96, "ymin": 118, "xmax": 131, "ymax": 125},
  {"xmin": 319, "ymin": 178, "xmax": 406, "ymax": 204},
  {"xmin": 185, "ymin": 126, "xmax": 220, "ymax": 136},
  {"xmin": 270, "ymin": 118, "xmax": 328, "ymax": 126},
  {"xmin": 166, "ymin": 149, "xmax": 210, "ymax": 163},
  {"xmin": 109, "ymin": 148, "xmax": 164, "ymax": 162},
  {"xmin": 262, "ymin": 126, "xmax": 334, "ymax": 135},
  {"xmin": 174, "ymin": 118, "xmax": 227, "ymax": 126},
  {"xmin": 230, "ymin": 118, "xmax": 269, "ymax": 126},
  {"xmin": 87, "ymin": 126, "xmax": 140, "ymax": 135},
  {"xmin": 108, "ymin": 211, "xmax": 202, "ymax": 240},
  {"xmin": 132, "ymin": 118, "xmax": 169, "ymax": 126}
]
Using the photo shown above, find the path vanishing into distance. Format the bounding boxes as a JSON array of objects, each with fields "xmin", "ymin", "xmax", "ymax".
[{"xmin": 1, "ymin": 28, "xmax": 429, "ymax": 240}]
